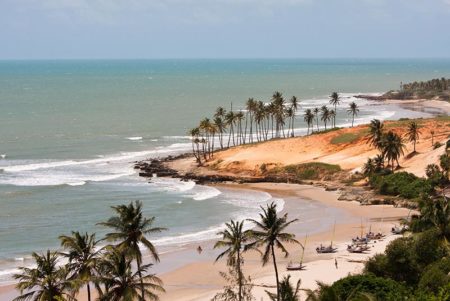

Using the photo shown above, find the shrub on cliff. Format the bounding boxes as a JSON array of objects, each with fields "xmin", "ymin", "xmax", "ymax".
[
  {"xmin": 329, "ymin": 274, "xmax": 410, "ymax": 301},
  {"xmin": 369, "ymin": 171, "xmax": 432, "ymax": 199},
  {"xmin": 272, "ymin": 162, "xmax": 341, "ymax": 180}
]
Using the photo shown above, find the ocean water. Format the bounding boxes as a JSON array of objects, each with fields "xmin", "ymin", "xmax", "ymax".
[{"xmin": 0, "ymin": 59, "xmax": 449, "ymax": 282}]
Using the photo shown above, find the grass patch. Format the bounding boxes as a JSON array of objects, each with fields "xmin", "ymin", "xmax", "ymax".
[
  {"xmin": 310, "ymin": 127, "xmax": 342, "ymax": 135},
  {"xmin": 269, "ymin": 162, "xmax": 341, "ymax": 180},
  {"xmin": 331, "ymin": 133, "xmax": 360, "ymax": 144}
]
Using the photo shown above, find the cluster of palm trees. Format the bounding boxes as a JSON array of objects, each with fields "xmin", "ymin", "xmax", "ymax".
[
  {"xmin": 213, "ymin": 202, "xmax": 299, "ymax": 301},
  {"xmin": 401, "ymin": 77, "xmax": 449, "ymax": 93},
  {"xmin": 13, "ymin": 201, "xmax": 165, "ymax": 301},
  {"xmin": 189, "ymin": 91, "xmax": 360, "ymax": 164},
  {"xmin": 363, "ymin": 119, "xmax": 421, "ymax": 174}
]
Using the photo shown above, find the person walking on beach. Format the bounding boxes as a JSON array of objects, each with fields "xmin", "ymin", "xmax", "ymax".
[
  {"xmin": 335, "ymin": 258, "xmax": 338, "ymax": 269},
  {"xmin": 197, "ymin": 245, "xmax": 203, "ymax": 254}
]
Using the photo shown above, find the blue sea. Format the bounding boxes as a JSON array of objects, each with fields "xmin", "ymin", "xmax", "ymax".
[{"xmin": 0, "ymin": 59, "xmax": 449, "ymax": 282}]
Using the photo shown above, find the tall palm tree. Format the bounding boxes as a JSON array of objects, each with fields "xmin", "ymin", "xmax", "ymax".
[
  {"xmin": 13, "ymin": 250, "xmax": 73, "ymax": 301},
  {"xmin": 367, "ymin": 119, "xmax": 384, "ymax": 150},
  {"xmin": 329, "ymin": 110, "xmax": 336, "ymax": 128},
  {"xmin": 320, "ymin": 106, "xmax": 330, "ymax": 130},
  {"xmin": 225, "ymin": 110, "xmax": 236, "ymax": 147},
  {"xmin": 214, "ymin": 117, "xmax": 226, "ymax": 150},
  {"xmin": 246, "ymin": 202, "xmax": 299, "ymax": 301},
  {"xmin": 189, "ymin": 127, "xmax": 201, "ymax": 164},
  {"xmin": 98, "ymin": 201, "xmax": 166, "ymax": 301},
  {"xmin": 59, "ymin": 232, "xmax": 100, "ymax": 301},
  {"xmin": 245, "ymin": 98, "xmax": 256, "ymax": 143},
  {"xmin": 381, "ymin": 131, "xmax": 405, "ymax": 171},
  {"xmin": 329, "ymin": 92, "xmax": 341, "ymax": 127},
  {"xmin": 347, "ymin": 102, "xmax": 359, "ymax": 127},
  {"xmin": 313, "ymin": 107, "xmax": 320, "ymax": 132},
  {"xmin": 406, "ymin": 121, "xmax": 420, "ymax": 153},
  {"xmin": 285, "ymin": 107, "xmax": 294, "ymax": 138},
  {"xmin": 304, "ymin": 109, "xmax": 314, "ymax": 135},
  {"xmin": 96, "ymin": 249, "xmax": 164, "ymax": 301},
  {"xmin": 214, "ymin": 220, "xmax": 251, "ymax": 301},
  {"xmin": 290, "ymin": 96, "xmax": 299, "ymax": 137}
]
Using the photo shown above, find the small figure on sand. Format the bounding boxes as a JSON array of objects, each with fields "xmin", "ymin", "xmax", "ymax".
[
  {"xmin": 197, "ymin": 245, "xmax": 203, "ymax": 254},
  {"xmin": 335, "ymin": 258, "xmax": 338, "ymax": 269}
]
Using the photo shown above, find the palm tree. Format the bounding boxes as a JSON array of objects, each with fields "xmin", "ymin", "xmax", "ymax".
[
  {"xmin": 96, "ymin": 249, "xmax": 164, "ymax": 301},
  {"xmin": 98, "ymin": 201, "xmax": 166, "ymax": 301},
  {"xmin": 381, "ymin": 131, "xmax": 405, "ymax": 171},
  {"xmin": 329, "ymin": 110, "xmax": 336, "ymax": 128},
  {"xmin": 266, "ymin": 275, "xmax": 301, "ymax": 301},
  {"xmin": 246, "ymin": 202, "xmax": 299, "ymax": 301},
  {"xmin": 225, "ymin": 111, "xmax": 236, "ymax": 147},
  {"xmin": 189, "ymin": 127, "xmax": 201, "ymax": 164},
  {"xmin": 290, "ymin": 96, "xmax": 299, "ymax": 137},
  {"xmin": 304, "ymin": 109, "xmax": 314, "ymax": 135},
  {"xmin": 406, "ymin": 121, "xmax": 420, "ymax": 153},
  {"xmin": 320, "ymin": 106, "xmax": 330, "ymax": 130},
  {"xmin": 329, "ymin": 92, "xmax": 341, "ymax": 127},
  {"xmin": 13, "ymin": 250, "xmax": 73, "ymax": 301},
  {"xmin": 214, "ymin": 117, "xmax": 226, "ymax": 150},
  {"xmin": 362, "ymin": 158, "xmax": 375, "ymax": 177},
  {"xmin": 431, "ymin": 130, "xmax": 435, "ymax": 146},
  {"xmin": 347, "ymin": 102, "xmax": 359, "ymax": 127},
  {"xmin": 214, "ymin": 220, "xmax": 251, "ymax": 301},
  {"xmin": 285, "ymin": 107, "xmax": 294, "ymax": 138},
  {"xmin": 313, "ymin": 107, "xmax": 320, "ymax": 132},
  {"xmin": 373, "ymin": 154, "xmax": 384, "ymax": 172},
  {"xmin": 59, "ymin": 232, "xmax": 100, "ymax": 301},
  {"xmin": 367, "ymin": 119, "xmax": 384, "ymax": 150},
  {"xmin": 245, "ymin": 98, "xmax": 256, "ymax": 143}
]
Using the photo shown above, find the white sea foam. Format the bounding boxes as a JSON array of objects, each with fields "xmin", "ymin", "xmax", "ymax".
[
  {"xmin": 189, "ymin": 186, "xmax": 222, "ymax": 201},
  {"xmin": 127, "ymin": 136, "xmax": 143, "ymax": 141}
]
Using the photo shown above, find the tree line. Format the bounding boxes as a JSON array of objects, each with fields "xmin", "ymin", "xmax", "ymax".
[
  {"xmin": 12, "ymin": 200, "xmax": 303, "ymax": 301},
  {"xmin": 189, "ymin": 92, "xmax": 359, "ymax": 164}
]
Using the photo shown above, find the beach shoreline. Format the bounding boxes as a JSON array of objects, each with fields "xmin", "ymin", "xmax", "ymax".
[
  {"xmin": 0, "ymin": 182, "xmax": 412, "ymax": 301},
  {"xmin": 1, "ymin": 97, "xmax": 448, "ymax": 300}
]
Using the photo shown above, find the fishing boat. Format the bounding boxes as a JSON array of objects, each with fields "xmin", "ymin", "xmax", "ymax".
[
  {"xmin": 287, "ymin": 235, "xmax": 307, "ymax": 270},
  {"xmin": 347, "ymin": 244, "xmax": 370, "ymax": 253},
  {"xmin": 316, "ymin": 223, "xmax": 338, "ymax": 254}
]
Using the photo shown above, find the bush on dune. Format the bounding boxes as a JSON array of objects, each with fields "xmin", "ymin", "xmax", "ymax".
[
  {"xmin": 274, "ymin": 162, "xmax": 341, "ymax": 180},
  {"xmin": 369, "ymin": 171, "xmax": 432, "ymax": 199},
  {"xmin": 329, "ymin": 274, "xmax": 410, "ymax": 301}
]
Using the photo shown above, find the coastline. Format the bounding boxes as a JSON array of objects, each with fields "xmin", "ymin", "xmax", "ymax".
[
  {"xmin": 158, "ymin": 182, "xmax": 412, "ymax": 301},
  {"xmin": 1, "ymin": 97, "xmax": 448, "ymax": 300},
  {"xmin": 0, "ymin": 182, "xmax": 412, "ymax": 301}
]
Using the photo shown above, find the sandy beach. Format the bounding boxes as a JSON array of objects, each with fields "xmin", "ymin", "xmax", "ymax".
[{"xmin": 158, "ymin": 183, "xmax": 412, "ymax": 301}]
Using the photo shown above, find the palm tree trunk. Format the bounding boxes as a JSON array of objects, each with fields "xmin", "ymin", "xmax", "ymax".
[
  {"xmin": 137, "ymin": 261, "xmax": 145, "ymax": 301},
  {"xmin": 352, "ymin": 114, "xmax": 355, "ymax": 127},
  {"xmin": 271, "ymin": 245, "xmax": 280, "ymax": 301},
  {"xmin": 87, "ymin": 283, "xmax": 91, "ymax": 301},
  {"xmin": 237, "ymin": 252, "xmax": 243, "ymax": 301}
]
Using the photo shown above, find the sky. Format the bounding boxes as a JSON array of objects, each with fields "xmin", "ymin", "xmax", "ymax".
[{"xmin": 1, "ymin": 0, "xmax": 450, "ymax": 59}]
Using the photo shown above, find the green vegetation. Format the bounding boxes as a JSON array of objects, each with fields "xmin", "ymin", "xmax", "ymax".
[
  {"xmin": 329, "ymin": 274, "xmax": 411, "ymax": 300},
  {"xmin": 369, "ymin": 172, "xmax": 432, "ymax": 199},
  {"xmin": 270, "ymin": 162, "xmax": 341, "ymax": 180},
  {"xmin": 384, "ymin": 77, "xmax": 450, "ymax": 101},
  {"xmin": 330, "ymin": 132, "xmax": 361, "ymax": 145},
  {"xmin": 13, "ymin": 201, "xmax": 166, "ymax": 301}
]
